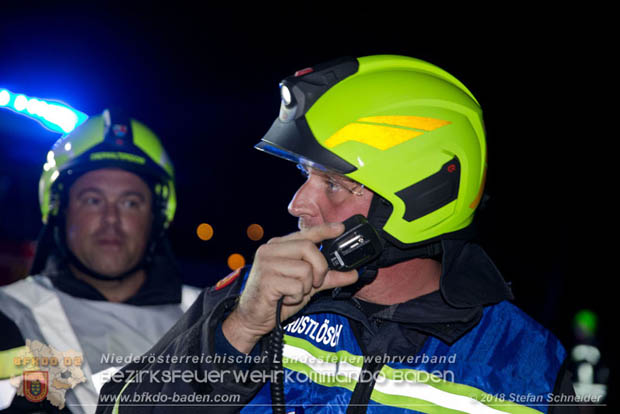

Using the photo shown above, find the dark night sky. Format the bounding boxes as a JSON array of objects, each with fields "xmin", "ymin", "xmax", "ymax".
[{"xmin": 0, "ymin": 7, "xmax": 613, "ymax": 381}]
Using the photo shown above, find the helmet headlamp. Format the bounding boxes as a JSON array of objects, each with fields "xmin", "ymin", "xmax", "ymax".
[{"xmin": 280, "ymin": 83, "xmax": 293, "ymax": 107}]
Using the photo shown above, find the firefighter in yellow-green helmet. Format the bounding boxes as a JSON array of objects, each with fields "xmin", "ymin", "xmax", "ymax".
[
  {"xmin": 36, "ymin": 108, "xmax": 177, "ymax": 280},
  {"xmin": 97, "ymin": 57, "xmax": 577, "ymax": 413},
  {"xmin": 0, "ymin": 109, "xmax": 200, "ymax": 413},
  {"xmin": 256, "ymin": 54, "xmax": 487, "ymax": 291}
]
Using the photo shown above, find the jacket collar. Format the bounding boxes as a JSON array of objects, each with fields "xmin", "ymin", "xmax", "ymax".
[
  {"xmin": 439, "ymin": 239, "xmax": 514, "ymax": 308},
  {"xmin": 42, "ymin": 252, "xmax": 183, "ymax": 306}
]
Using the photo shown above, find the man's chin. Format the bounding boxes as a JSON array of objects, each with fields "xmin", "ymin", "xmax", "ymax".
[
  {"xmin": 92, "ymin": 264, "xmax": 138, "ymax": 279},
  {"xmin": 76, "ymin": 260, "xmax": 139, "ymax": 280}
]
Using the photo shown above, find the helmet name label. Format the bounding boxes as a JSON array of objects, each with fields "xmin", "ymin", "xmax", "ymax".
[{"xmin": 89, "ymin": 151, "xmax": 146, "ymax": 165}]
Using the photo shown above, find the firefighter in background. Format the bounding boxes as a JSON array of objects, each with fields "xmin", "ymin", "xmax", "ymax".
[{"xmin": 0, "ymin": 109, "xmax": 200, "ymax": 413}]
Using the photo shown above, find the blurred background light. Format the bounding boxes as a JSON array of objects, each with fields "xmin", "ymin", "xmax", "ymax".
[
  {"xmin": 574, "ymin": 309, "xmax": 598, "ymax": 338},
  {"xmin": 247, "ymin": 223, "xmax": 264, "ymax": 241},
  {"xmin": 0, "ymin": 90, "xmax": 10, "ymax": 106},
  {"xmin": 227, "ymin": 253, "xmax": 245, "ymax": 270},
  {"xmin": 14, "ymin": 94, "xmax": 28, "ymax": 111},
  {"xmin": 196, "ymin": 223, "xmax": 214, "ymax": 241}
]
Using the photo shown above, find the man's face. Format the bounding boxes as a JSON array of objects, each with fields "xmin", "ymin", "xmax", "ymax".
[
  {"xmin": 288, "ymin": 165, "xmax": 373, "ymax": 229},
  {"xmin": 65, "ymin": 168, "xmax": 153, "ymax": 278}
]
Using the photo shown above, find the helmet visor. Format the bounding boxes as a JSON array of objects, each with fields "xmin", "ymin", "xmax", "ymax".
[{"xmin": 256, "ymin": 116, "xmax": 356, "ymax": 175}]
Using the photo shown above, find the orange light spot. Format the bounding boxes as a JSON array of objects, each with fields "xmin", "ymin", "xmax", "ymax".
[
  {"xmin": 196, "ymin": 223, "xmax": 214, "ymax": 241},
  {"xmin": 227, "ymin": 253, "xmax": 246, "ymax": 270},
  {"xmin": 247, "ymin": 224, "xmax": 264, "ymax": 241}
]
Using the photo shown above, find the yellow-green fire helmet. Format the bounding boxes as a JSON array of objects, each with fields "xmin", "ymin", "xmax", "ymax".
[
  {"xmin": 39, "ymin": 108, "xmax": 176, "ymax": 231},
  {"xmin": 256, "ymin": 55, "xmax": 486, "ymax": 247}
]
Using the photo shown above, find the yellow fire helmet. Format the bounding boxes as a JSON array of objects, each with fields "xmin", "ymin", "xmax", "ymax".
[{"xmin": 256, "ymin": 55, "xmax": 486, "ymax": 255}]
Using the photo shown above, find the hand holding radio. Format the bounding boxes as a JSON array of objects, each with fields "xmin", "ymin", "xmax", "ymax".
[{"xmin": 221, "ymin": 222, "xmax": 359, "ymax": 354}]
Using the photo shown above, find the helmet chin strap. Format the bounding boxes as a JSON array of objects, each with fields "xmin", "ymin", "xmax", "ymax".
[
  {"xmin": 53, "ymin": 226, "xmax": 147, "ymax": 282},
  {"xmin": 367, "ymin": 193, "xmax": 443, "ymax": 264}
]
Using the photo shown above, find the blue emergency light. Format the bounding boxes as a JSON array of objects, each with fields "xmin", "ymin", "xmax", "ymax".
[{"xmin": 0, "ymin": 88, "xmax": 88, "ymax": 134}]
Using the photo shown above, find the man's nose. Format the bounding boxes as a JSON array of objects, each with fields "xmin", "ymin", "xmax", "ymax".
[
  {"xmin": 288, "ymin": 179, "xmax": 319, "ymax": 218},
  {"xmin": 102, "ymin": 201, "xmax": 120, "ymax": 224}
]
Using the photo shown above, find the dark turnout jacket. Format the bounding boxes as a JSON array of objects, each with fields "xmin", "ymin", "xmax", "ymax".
[{"xmin": 96, "ymin": 240, "xmax": 578, "ymax": 413}]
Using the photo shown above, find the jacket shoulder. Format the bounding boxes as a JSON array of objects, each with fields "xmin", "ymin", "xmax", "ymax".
[
  {"xmin": 0, "ymin": 275, "xmax": 54, "ymax": 300},
  {"xmin": 471, "ymin": 301, "xmax": 567, "ymax": 371},
  {"xmin": 417, "ymin": 300, "xmax": 569, "ymax": 404},
  {"xmin": 485, "ymin": 301, "xmax": 564, "ymax": 346}
]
